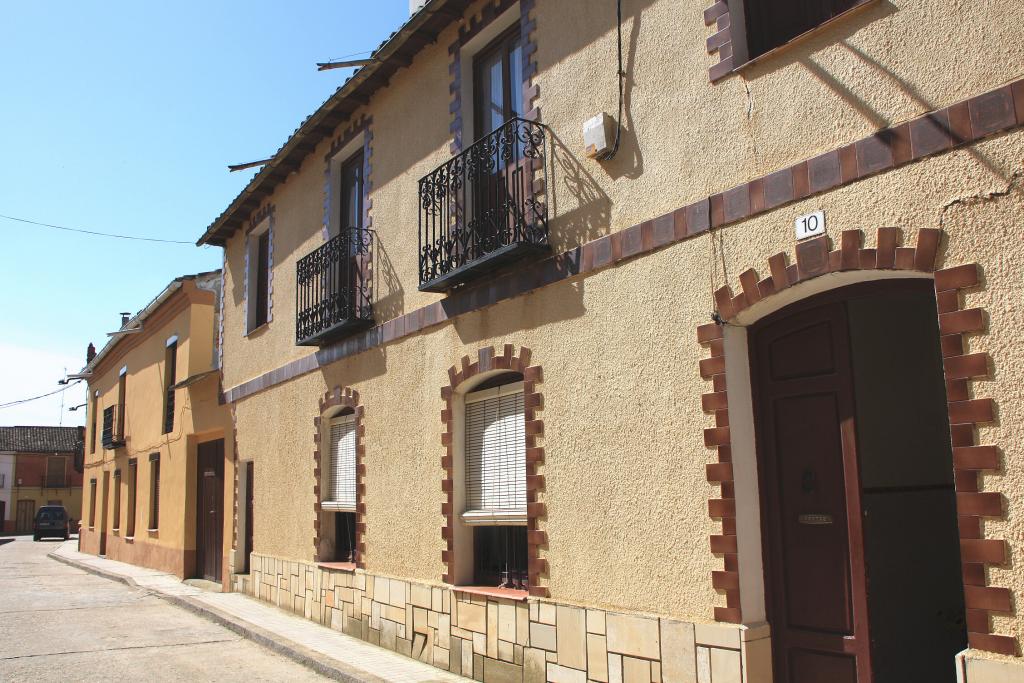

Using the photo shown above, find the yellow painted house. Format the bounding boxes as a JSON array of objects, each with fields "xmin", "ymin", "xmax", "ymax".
[
  {"xmin": 78, "ymin": 271, "xmax": 235, "ymax": 586},
  {"xmin": 198, "ymin": 0, "xmax": 1024, "ymax": 681}
]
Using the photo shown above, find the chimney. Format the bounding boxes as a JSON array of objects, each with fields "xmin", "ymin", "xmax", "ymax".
[
  {"xmin": 410, "ymin": 0, "xmax": 427, "ymax": 15},
  {"xmin": 120, "ymin": 312, "xmax": 131, "ymax": 327},
  {"xmin": 86, "ymin": 343, "xmax": 96, "ymax": 363}
]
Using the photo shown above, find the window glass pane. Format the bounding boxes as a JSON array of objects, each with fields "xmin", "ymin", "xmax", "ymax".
[
  {"xmin": 508, "ymin": 39, "xmax": 523, "ymax": 119},
  {"xmin": 340, "ymin": 153, "xmax": 363, "ymax": 231}
]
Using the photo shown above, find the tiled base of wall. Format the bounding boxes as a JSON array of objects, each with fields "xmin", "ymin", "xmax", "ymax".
[{"xmin": 235, "ymin": 553, "xmax": 771, "ymax": 683}]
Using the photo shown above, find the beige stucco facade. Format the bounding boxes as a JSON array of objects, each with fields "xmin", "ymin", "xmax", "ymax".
[
  {"xmin": 207, "ymin": 0, "xmax": 1024, "ymax": 680},
  {"xmin": 79, "ymin": 274, "xmax": 235, "ymax": 586}
]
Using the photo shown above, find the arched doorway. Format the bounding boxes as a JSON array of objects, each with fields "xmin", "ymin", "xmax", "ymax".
[{"xmin": 749, "ymin": 279, "xmax": 966, "ymax": 682}]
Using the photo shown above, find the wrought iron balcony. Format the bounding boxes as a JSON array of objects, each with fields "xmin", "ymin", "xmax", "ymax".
[
  {"xmin": 418, "ymin": 117, "xmax": 549, "ymax": 292},
  {"xmin": 296, "ymin": 226, "xmax": 374, "ymax": 346}
]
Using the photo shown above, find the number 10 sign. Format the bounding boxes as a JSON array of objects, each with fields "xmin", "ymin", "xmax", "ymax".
[{"xmin": 795, "ymin": 210, "xmax": 826, "ymax": 240}]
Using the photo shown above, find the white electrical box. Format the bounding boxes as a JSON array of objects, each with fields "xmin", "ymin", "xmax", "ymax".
[{"xmin": 583, "ymin": 113, "xmax": 615, "ymax": 159}]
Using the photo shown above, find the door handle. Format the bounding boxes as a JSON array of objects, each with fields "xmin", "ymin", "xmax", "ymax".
[{"xmin": 798, "ymin": 513, "xmax": 833, "ymax": 525}]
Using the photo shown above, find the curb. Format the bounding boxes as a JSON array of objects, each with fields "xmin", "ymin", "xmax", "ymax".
[{"xmin": 48, "ymin": 549, "xmax": 386, "ymax": 683}]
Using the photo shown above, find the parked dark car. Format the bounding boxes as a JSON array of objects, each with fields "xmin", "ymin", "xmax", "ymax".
[{"xmin": 33, "ymin": 505, "xmax": 69, "ymax": 541}]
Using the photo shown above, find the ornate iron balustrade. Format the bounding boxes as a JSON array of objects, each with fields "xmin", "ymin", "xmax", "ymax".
[
  {"xmin": 418, "ymin": 117, "xmax": 549, "ymax": 292},
  {"xmin": 296, "ymin": 226, "xmax": 374, "ymax": 346}
]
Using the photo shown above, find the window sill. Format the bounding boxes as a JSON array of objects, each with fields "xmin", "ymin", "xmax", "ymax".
[
  {"xmin": 317, "ymin": 562, "xmax": 357, "ymax": 572},
  {"xmin": 452, "ymin": 585, "xmax": 529, "ymax": 602},
  {"xmin": 124, "ymin": 536, "xmax": 135, "ymax": 543},
  {"xmin": 727, "ymin": 0, "xmax": 879, "ymax": 79},
  {"xmin": 147, "ymin": 528, "xmax": 159, "ymax": 535},
  {"xmin": 244, "ymin": 322, "xmax": 270, "ymax": 338}
]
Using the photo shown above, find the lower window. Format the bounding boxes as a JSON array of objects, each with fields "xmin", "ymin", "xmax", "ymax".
[
  {"xmin": 334, "ymin": 511, "xmax": 356, "ymax": 563},
  {"xmin": 473, "ymin": 526, "xmax": 527, "ymax": 589}
]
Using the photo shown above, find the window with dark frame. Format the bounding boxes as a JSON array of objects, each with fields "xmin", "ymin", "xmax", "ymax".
[
  {"xmin": 339, "ymin": 151, "xmax": 364, "ymax": 233},
  {"xmin": 89, "ymin": 479, "xmax": 97, "ymax": 527},
  {"xmin": 163, "ymin": 341, "xmax": 177, "ymax": 434},
  {"xmin": 473, "ymin": 25, "xmax": 524, "ymax": 138},
  {"xmin": 253, "ymin": 231, "xmax": 270, "ymax": 329},
  {"xmin": 90, "ymin": 392, "xmax": 98, "ymax": 453},
  {"xmin": 45, "ymin": 456, "xmax": 67, "ymax": 488},
  {"xmin": 744, "ymin": 0, "xmax": 862, "ymax": 60},
  {"xmin": 149, "ymin": 453, "xmax": 160, "ymax": 530},
  {"xmin": 127, "ymin": 459, "xmax": 137, "ymax": 537},
  {"xmin": 116, "ymin": 371, "xmax": 127, "ymax": 442},
  {"xmin": 112, "ymin": 470, "xmax": 121, "ymax": 531}
]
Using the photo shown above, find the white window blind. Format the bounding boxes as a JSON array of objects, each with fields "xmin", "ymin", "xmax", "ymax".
[
  {"xmin": 324, "ymin": 414, "xmax": 357, "ymax": 511},
  {"xmin": 464, "ymin": 382, "xmax": 526, "ymax": 522}
]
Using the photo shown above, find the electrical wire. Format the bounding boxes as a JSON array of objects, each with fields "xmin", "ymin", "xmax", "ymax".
[
  {"xmin": 0, "ymin": 380, "xmax": 81, "ymax": 410},
  {"xmin": 0, "ymin": 213, "xmax": 194, "ymax": 244},
  {"xmin": 599, "ymin": 0, "xmax": 625, "ymax": 161}
]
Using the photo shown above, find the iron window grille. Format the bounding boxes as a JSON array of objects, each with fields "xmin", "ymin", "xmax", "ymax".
[
  {"xmin": 102, "ymin": 405, "xmax": 124, "ymax": 449},
  {"xmin": 296, "ymin": 226, "xmax": 374, "ymax": 346},
  {"xmin": 418, "ymin": 117, "xmax": 549, "ymax": 292}
]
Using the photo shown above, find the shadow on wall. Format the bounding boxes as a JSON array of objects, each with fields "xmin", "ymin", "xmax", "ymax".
[
  {"xmin": 315, "ymin": 346, "xmax": 388, "ymax": 386},
  {"xmin": 595, "ymin": 0, "xmax": 644, "ymax": 183},
  {"xmin": 547, "ymin": 130, "xmax": 613, "ymax": 251},
  {"xmin": 374, "ymin": 236, "xmax": 405, "ymax": 323},
  {"xmin": 451, "ymin": 277, "xmax": 587, "ymax": 346}
]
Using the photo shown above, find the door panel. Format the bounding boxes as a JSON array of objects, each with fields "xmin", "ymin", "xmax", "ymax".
[
  {"xmin": 16, "ymin": 500, "xmax": 33, "ymax": 533},
  {"xmin": 753, "ymin": 302, "xmax": 870, "ymax": 683},
  {"xmin": 196, "ymin": 440, "xmax": 224, "ymax": 582},
  {"xmin": 773, "ymin": 392, "xmax": 853, "ymax": 634}
]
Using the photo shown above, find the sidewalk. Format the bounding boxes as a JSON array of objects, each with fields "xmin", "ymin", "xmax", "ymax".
[{"xmin": 49, "ymin": 542, "xmax": 467, "ymax": 683}]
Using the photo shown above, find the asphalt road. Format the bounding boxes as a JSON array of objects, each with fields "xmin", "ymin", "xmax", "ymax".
[{"xmin": 0, "ymin": 536, "xmax": 329, "ymax": 682}]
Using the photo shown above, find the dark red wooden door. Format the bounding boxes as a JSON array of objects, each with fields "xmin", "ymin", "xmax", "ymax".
[
  {"xmin": 752, "ymin": 302, "xmax": 871, "ymax": 683},
  {"xmin": 244, "ymin": 461, "xmax": 254, "ymax": 573},
  {"xmin": 196, "ymin": 440, "xmax": 224, "ymax": 582}
]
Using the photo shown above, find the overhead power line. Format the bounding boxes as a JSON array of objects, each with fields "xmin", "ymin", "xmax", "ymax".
[
  {"xmin": 0, "ymin": 380, "xmax": 81, "ymax": 410},
  {"xmin": 0, "ymin": 213, "xmax": 193, "ymax": 244}
]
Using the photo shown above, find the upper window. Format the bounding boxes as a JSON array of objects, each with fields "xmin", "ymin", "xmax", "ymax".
[
  {"xmin": 163, "ymin": 339, "xmax": 177, "ymax": 434},
  {"xmin": 246, "ymin": 220, "xmax": 271, "ymax": 333},
  {"xmin": 473, "ymin": 26, "xmax": 524, "ymax": 138},
  {"xmin": 339, "ymin": 151, "xmax": 364, "ymax": 233},
  {"xmin": 744, "ymin": 0, "xmax": 862, "ymax": 60},
  {"xmin": 89, "ymin": 391, "xmax": 98, "ymax": 454},
  {"xmin": 45, "ymin": 456, "xmax": 67, "ymax": 488},
  {"xmin": 462, "ymin": 374, "xmax": 527, "ymax": 589}
]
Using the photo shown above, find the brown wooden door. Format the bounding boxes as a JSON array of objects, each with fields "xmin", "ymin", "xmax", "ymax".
[
  {"xmin": 16, "ymin": 500, "xmax": 34, "ymax": 534},
  {"xmin": 244, "ymin": 461, "xmax": 254, "ymax": 573},
  {"xmin": 752, "ymin": 302, "xmax": 871, "ymax": 683},
  {"xmin": 99, "ymin": 472, "xmax": 109, "ymax": 554},
  {"xmin": 196, "ymin": 440, "xmax": 224, "ymax": 582}
]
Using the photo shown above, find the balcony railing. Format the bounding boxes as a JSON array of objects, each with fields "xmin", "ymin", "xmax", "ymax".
[
  {"xmin": 101, "ymin": 405, "xmax": 124, "ymax": 449},
  {"xmin": 296, "ymin": 226, "xmax": 374, "ymax": 346},
  {"xmin": 418, "ymin": 117, "xmax": 549, "ymax": 292}
]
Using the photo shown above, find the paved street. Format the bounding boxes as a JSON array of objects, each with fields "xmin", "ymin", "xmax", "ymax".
[{"xmin": 0, "ymin": 536, "xmax": 329, "ymax": 682}]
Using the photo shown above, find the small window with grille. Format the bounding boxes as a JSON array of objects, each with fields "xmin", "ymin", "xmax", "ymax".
[
  {"xmin": 463, "ymin": 374, "xmax": 527, "ymax": 589},
  {"xmin": 321, "ymin": 412, "xmax": 358, "ymax": 563}
]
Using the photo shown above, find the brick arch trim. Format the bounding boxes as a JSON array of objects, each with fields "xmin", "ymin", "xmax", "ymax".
[
  {"xmin": 696, "ymin": 227, "xmax": 1014, "ymax": 656},
  {"xmin": 440, "ymin": 344, "xmax": 548, "ymax": 597},
  {"xmin": 313, "ymin": 387, "xmax": 366, "ymax": 567}
]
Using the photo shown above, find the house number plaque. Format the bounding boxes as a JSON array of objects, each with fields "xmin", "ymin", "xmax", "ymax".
[{"xmin": 795, "ymin": 210, "xmax": 826, "ymax": 240}]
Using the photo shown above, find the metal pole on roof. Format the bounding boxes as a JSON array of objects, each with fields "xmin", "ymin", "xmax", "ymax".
[{"xmin": 316, "ymin": 58, "xmax": 376, "ymax": 71}]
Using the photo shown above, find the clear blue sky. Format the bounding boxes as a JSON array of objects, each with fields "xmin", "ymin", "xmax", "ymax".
[{"xmin": 0, "ymin": 1, "xmax": 409, "ymax": 426}]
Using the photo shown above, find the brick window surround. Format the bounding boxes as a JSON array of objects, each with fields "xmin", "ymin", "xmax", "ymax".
[
  {"xmin": 243, "ymin": 204, "xmax": 275, "ymax": 332},
  {"xmin": 322, "ymin": 116, "xmax": 373, "ymax": 242},
  {"xmin": 440, "ymin": 344, "xmax": 547, "ymax": 597},
  {"xmin": 448, "ymin": 0, "xmax": 542, "ymax": 156},
  {"xmin": 697, "ymin": 227, "xmax": 1014, "ymax": 656},
  {"xmin": 313, "ymin": 387, "xmax": 366, "ymax": 568}
]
